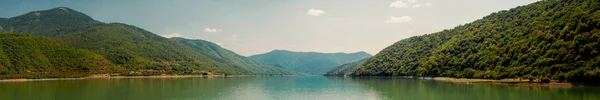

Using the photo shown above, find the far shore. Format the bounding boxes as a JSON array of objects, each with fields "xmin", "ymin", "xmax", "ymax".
[
  {"xmin": 425, "ymin": 77, "xmax": 575, "ymax": 88},
  {"xmin": 0, "ymin": 74, "xmax": 249, "ymax": 82},
  {"xmin": 342, "ymin": 76, "xmax": 580, "ymax": 87}
]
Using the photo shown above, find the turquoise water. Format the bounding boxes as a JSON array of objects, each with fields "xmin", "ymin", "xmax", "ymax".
[{"xmin": 0, "ymin": 76, "xmax": 599, "ymax": 100}]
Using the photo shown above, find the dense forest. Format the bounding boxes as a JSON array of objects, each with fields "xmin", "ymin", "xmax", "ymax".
[
  {"xmin": 324, "ymin": 58, "xmax": 368, "ymax": 76},
  {"xmin": 251, "ymin": 50, "xmax": 371, "ymax": 75},
  {"xmin": 0, "ymin": 7, "xmax": 301, "ymax": 78},
  {"xmin": 0, "ymin": 32, "xmax": 121, "ymax": 79},
  {"xmin": 51, "ymin": 23, "xmax": 230, "ymax": 74},
  {"xmin": 353, "ymin": 0, "xmax": 600, "ymax": 83},
  {"xmin": 0, "ymin": 7, "xmax": 102, "ymax": 36}
]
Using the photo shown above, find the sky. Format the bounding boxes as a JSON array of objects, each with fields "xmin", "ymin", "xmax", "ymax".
[{"xmin": 0, "ymin": 0, "xmax": 539, "ymax": 56}]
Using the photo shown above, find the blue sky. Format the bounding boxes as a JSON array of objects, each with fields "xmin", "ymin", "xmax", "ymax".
[{"xmin": 0, "ymin": 0, "xmax": 538, "ymax": 56}]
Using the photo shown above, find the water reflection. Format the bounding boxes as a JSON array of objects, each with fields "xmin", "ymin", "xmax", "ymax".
[
  {"xmin": 1, "ymin": 76, "xmax": 599, "ymax": 100},
  {"xmin": 0, "ymin": 77, "xmax": 251, "ymax": 100},
  {"xmin": 222, "ymin": 76, "xmax": 378, "ymax": 100},
  {"xmin": 348, "ymin": 77, "xmax": 600, "ymax": 100}
]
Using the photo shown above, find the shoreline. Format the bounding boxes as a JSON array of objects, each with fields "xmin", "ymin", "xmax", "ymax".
[
  {"xmin": 1, "ymin": 75, "xmax": 583, "ymax": 88},
  {"xmin": 425, "ymin": 77, "xmax": 575, "ymax": 87},
  {"xmin": 0, "ymin": 74, "xmax": 247, "ymax": 82},
  {"xmin": 345, "ymin": 76, "xmax": 578, "ymax": 87}
]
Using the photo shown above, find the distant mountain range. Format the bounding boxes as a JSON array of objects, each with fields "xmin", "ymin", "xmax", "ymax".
[
  {"xmin": 352, "ymin": 0, "xmax": 600, "ymax": 83},
  {"xmin": 250, "ymin": 50, "xmax": 371, "ymax": 75},
  {"xmin": 170, "ymin": 38, "xmax": 303, "ymax": 75},
  {"xmin": 0, "ymin": 7, "xmax": 300, "ymax": 78}
]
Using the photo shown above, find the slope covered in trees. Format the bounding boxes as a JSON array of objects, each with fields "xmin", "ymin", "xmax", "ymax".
[
  {"xmin": 324, "ymin": 58, "xmax": 368, "ymax": 76},
  {"xmin": 0, "ymin": 32, "xmax": 120, "ymax": 79},
  {"xmin": 0, "ymin": 7, "xmax": 102, "ymax": 36},
  {"xmin": 0, "ymin": 7, "xmax": 300, "ymax": 76},
  {"xmin": 353, "ymin": 0, "xmax": 600, "ymax": 82},
  {"xmin": 170, "ymin": 38, "xmax": 302, "ymax": 75},
  {"xmin": 251, "ymin": 50, "xmax": 371, "ymax": 75}
]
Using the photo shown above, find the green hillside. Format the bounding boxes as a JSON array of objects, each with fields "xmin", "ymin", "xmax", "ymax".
[
  {"xmin": 51, "ymin": 23, "xmax": 226, "ymax": 72},
  {"xmin": 324, "ymin": 58, "xmax": 368, "ymax": 76},
  {"xmin": 251, "ymin": 50, "xmax": 371, "ymax": 75},
  {"xmin": 0, "ymin": 32, "xmax": 120, "ymax": 79},
  {"xmin": 0, "ymin": 7, "xmax": 300, "ymax": 76},
  {"xmin": 170, "ymin": 38, "xmax": 302, "ymax": 75},
  {"xmin": 352, "ymin": 0, "xmax": 600, "ymax": 82},
  {"xmin": 0, "ymin": 7, "xmax": 102, "ymax": 36}
]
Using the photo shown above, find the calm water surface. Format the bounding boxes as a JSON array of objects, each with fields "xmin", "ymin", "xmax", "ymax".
[{"xmin": 0, "ymin": 76, "xmax": 599, "ymax": 100}]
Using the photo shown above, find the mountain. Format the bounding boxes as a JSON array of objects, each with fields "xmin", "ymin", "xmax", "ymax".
[
  {"xmin": 352, "ymin": 0, "xmax": 600, "ymax": 82},
  {"xmin": 0, "ymin": 32, "xmax": 120, "ymax": 79},
  {"xmin": 324, "ymin": 58, "xmax": 368, "ymax": 76},
  {"xmin": 170, "ymin": 38, "xmax": 302, "ymax": 75},
  {"xmin": 0, "ymin": 7, "xmax": 102, "ymax": 36},
  {"xmin": 0, "ymin": 7, "xmax": 300, "ymax": 76},
  {"xmin": 250, "ymin": 50, "xmax": 371, "ymax": 75}
]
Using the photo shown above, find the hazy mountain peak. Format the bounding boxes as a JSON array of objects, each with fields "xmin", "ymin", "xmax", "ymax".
[
  {"xmin": 264, "ymin": 50, "xmax": 370, "ymax": 56},
  {"xmin": 250, "ymin": 49, "xmax": 371, "ymax": 75},
  {"xmin": 271, "ymin": 49, "xmax": 291, "ymax": 52},
  {"xmin": 350, "ymin": 51, "xmax": 370, "ymax": 56}
]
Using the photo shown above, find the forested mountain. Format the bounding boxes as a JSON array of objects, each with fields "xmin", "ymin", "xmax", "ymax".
[
  {"xmin": 250, "ymin": 50, "xmax": 371, "ymax": 75},
  {"xmin": 324, "ymin": 58, "xmax": 368, "ymax": 76},
  {"xmin": 0, "ymin": 32, "xmax": 121, "ymax": 79},
  {"xmin": 51, "ymin": 23, "xmax": 230, "ymax": 73},
  {"xmin": 0, "ymin": 7, "xmax": 102, "ymax": 36},
  {"xmin": 170, "ymin": 38, "xmax": 302, "ymax": 75},
  {"xmin": 0, "ymin": 7, "xmax": 300, "ymax": 76},
  {"xmin": 352, "ymin": 0, "xmax": 600, "ymax": 82}
]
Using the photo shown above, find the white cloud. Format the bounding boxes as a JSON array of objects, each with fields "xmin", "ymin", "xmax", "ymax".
[
  {"xmin": 425, "ymin": 2, "xmax": 432, "ymax": 6},
  {"xmin": 384, "ymin": 16, "xmax": 413, "ymax": 23},
  {"xmin": 412, "ymin": 4, "xmax": 421, "ymax": 8},
  {"xmin": 391, "ymin": 0, "xmax": 421, "ymax": 8},
  {"xmin": 204, "ymin": 28, "xmax": 221, "ymax": 32},
  {"xmin": 161, "ymin": 33, "xmax": 182, "ymax": 38},
  {"xmin": 407, "ymin": 0, "xmax": 418, "ymax": 3},
  {"xmin": 307, "ymin": 8, "xmax": 326, "ymax": 16},
  {"xmin": 389, "ymin": 1, "xmax": 407, "ymax": 8}
]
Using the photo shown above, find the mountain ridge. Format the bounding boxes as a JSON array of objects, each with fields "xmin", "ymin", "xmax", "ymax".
[
  {"xmin": 0, "ymin": 7, "xmax": 301, "ymax": 77},
  {"xmin": 251, "ymin": 50, "xmax": 371, "ymax": 75},
  {"xmin": 170, "ymin": 38, "xmax": 303, "ymax": 75},
  {"xmin": 0, "ymin": 7, "xmax": 102, "ymax": 36}
]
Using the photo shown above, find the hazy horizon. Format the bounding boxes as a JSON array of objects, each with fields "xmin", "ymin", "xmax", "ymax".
[{"xmin": 0, "ymin": 0, "xmax": 539, "ymax": 56}]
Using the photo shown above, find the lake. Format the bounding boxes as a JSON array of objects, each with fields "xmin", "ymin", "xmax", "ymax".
[{"xmin": 0, "ymin": 76, "xmax": 599, "ymax": 100}]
